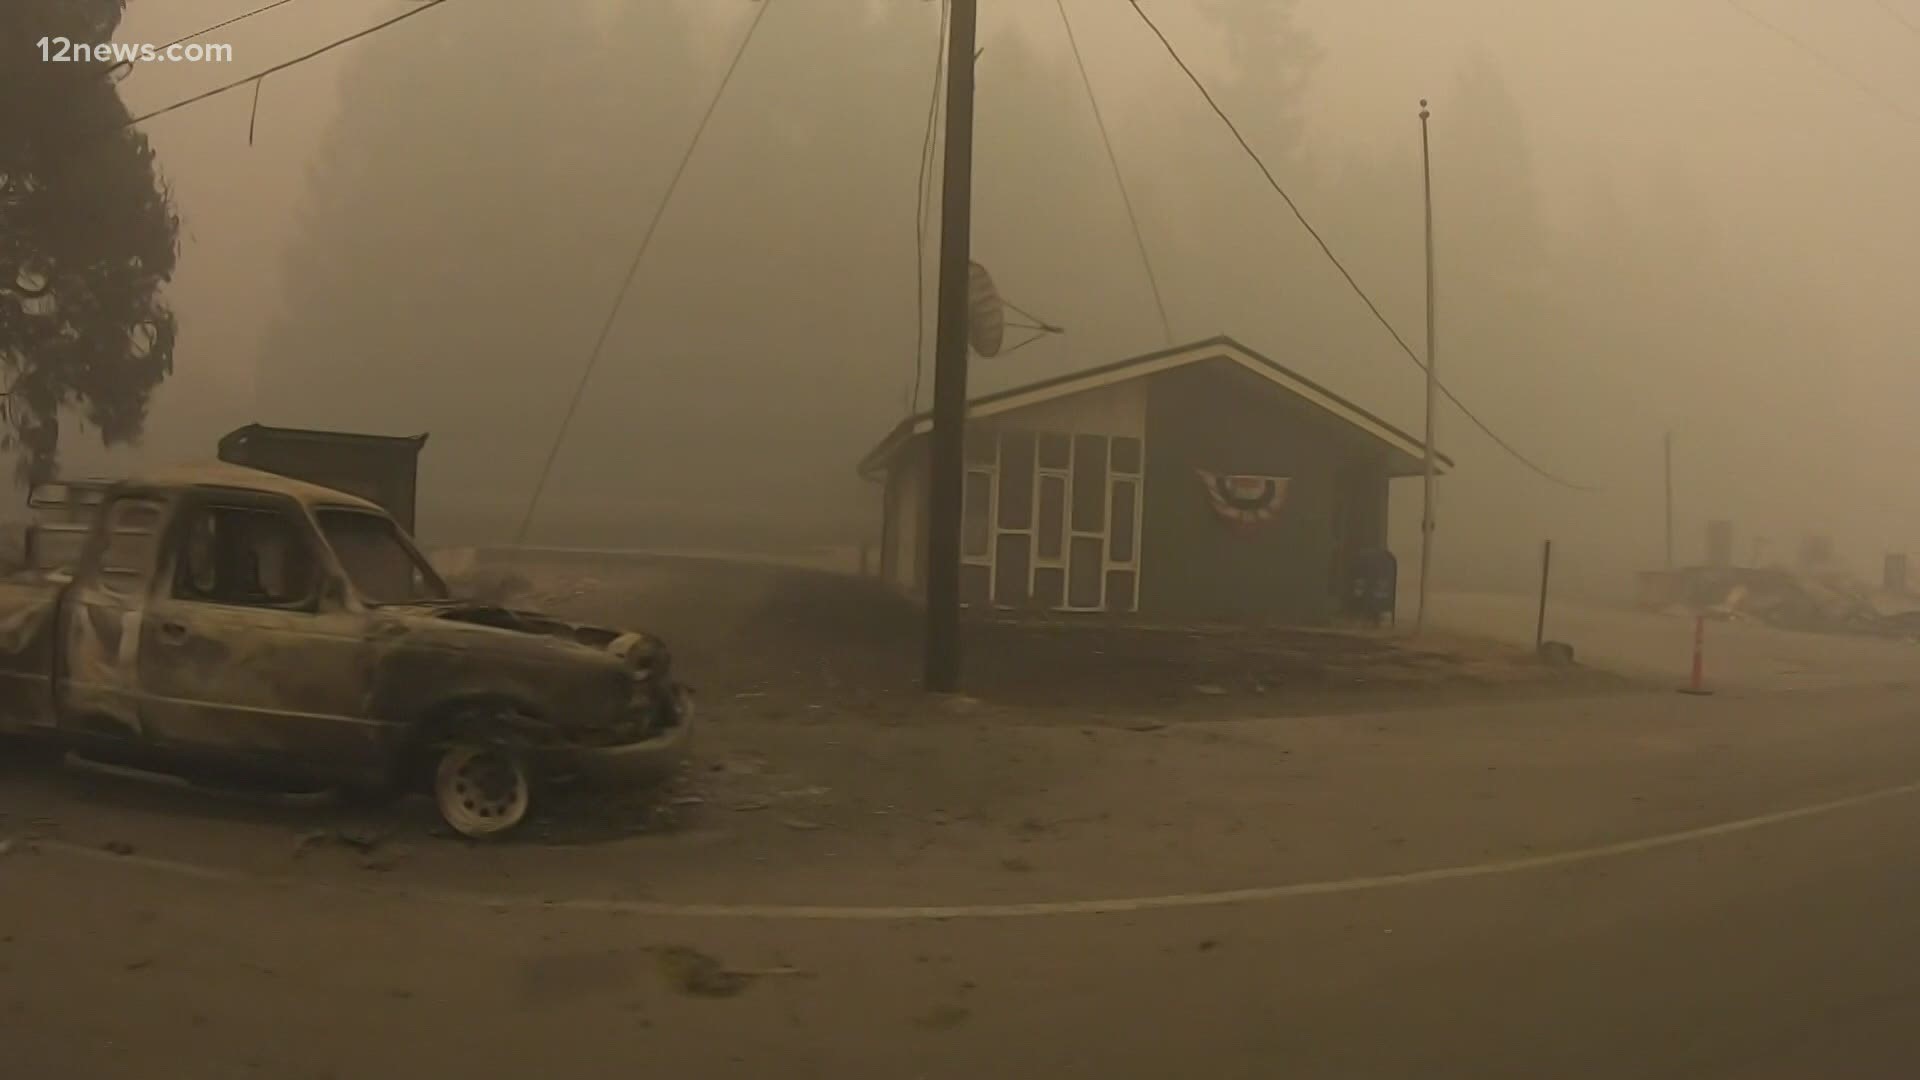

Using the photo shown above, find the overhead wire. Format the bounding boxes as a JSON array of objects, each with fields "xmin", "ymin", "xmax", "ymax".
[
  {"xmin": 157, "ymin": 0, "xmax": 304, "ymax": 53},
  {"xmin": 1056, "ymin": 0, "xmax": 1173, "ymax": 347},
  {"xmin": 1874, "ymin": 0, "xmax": 1920, "ymax": 36},
  {"xmin": 1124, "ymin": 0, "xmax": 1598, "ymax": 492},
  {"xmin": 247, "ymin": 77, "xmax": 265, "ymax": 145},
  {"xmin": 918, "ymin": 0, "xmax": 951, "ymax": 241},
  {"xmin": 94, "ymin": 0, "xmax": 308, "ymax": 81},
  {"xmin": 513, "ymin": 0, "xmax": 775, "ymax": 545},
  {"xmin": 911, "ymin": 0, "xmax": 951, "ymax": 413},
  {"xmin": 1721, "ymin": 0, "xmax": 1920, "ymax": 124},
  {"xmin": 122, "ymin": 0, "xmax": 452, "ymax": 130}
]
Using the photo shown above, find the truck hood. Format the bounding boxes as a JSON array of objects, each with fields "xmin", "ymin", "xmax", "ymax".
[{"xmin": 373, "ymin": 600, "xmax": 669, "ymax": 671}]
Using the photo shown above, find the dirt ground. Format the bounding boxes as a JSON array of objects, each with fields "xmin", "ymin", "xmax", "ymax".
[
  {"xmin": 17, "ymin": 684, "xmax": 1920, "ymax": 1080},
  {"xmin": 452, "ymin": 551, "xmax": 1636, "ymax": 727},
  {"xmin": 11, "ymin": 679, "xmax": 1917, "ymax": 912},
  {"xmin": 0, "ymin": 552, "xmax": 1643, "ymax": 899}
]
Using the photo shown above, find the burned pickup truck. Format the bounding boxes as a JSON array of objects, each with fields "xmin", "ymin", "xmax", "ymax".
[{"xmin": 0, "ymin": 464, "xmax": 692, "ymax": 838}]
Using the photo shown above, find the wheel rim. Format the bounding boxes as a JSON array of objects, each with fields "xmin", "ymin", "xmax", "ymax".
[{"xmin": 435, "ymin": 744, "xmax": 530, "ymax": 838}]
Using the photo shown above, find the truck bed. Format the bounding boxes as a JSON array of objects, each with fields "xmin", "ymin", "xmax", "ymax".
[{"xmin": 0, "ymin": 574, "xmax": 62, "ymax": 731}]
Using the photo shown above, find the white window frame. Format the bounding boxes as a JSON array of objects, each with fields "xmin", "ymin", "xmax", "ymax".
[
  {"xmin": 1104, "ymin": 440, "xmax": 1145, "ymax": 614},
  {"xmin": 960, "ymin": 437, "xmax": 998, "ymax": 607},
  {"xmin": 1031, "ymin": 437, "xmax": 1071, "ymax": 606},
  {"xmin": 989, "ymin": 431, "xmax": 1035, "ymax": 612},
  {"xmin": 960, "ymin": 426, "xmax": 1146, "ymax": 615}
]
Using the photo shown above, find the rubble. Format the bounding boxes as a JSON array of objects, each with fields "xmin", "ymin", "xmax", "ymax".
[{"xmin": 1637, "ymin": 565, "xmax": 1920, "ymax": 638}]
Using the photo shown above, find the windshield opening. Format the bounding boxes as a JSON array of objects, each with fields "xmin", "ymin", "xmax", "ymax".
[{"xmin": 314, "ymin": 508, "xmax": 448, "ymax": 605}]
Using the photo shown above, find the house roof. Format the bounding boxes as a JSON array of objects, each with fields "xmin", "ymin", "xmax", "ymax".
[{"xmin": 858, "ymin": 335, "xmax": 1452, "ymax": 479}]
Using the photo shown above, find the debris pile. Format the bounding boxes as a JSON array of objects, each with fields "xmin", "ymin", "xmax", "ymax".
[{"xmin": 1638, "ymin": 566, "xmax": 1920, "ymax": 637}]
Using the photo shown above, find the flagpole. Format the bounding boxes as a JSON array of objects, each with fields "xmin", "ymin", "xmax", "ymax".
[{"xmin": 1415, "ymin": 99, "xmax": 1438, "ymax": 636}]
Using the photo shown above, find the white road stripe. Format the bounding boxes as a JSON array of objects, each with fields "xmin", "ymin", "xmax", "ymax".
[{"xmin": 29, "ymin": 779, "xmax": 1920, "ymax": 921}]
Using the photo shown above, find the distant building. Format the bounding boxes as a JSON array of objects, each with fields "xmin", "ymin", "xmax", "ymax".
[{"xmin": 858, "ymin": 336, "xmax": 1450, "ymax": 624}]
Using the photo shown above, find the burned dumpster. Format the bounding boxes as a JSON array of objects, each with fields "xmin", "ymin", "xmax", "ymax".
[{"xmin": 217, "ymin": 424, "xmax": 427, "ymax": 534}]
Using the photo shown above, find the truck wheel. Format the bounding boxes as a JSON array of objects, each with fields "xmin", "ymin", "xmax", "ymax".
[{"xmin": 434, "ymin": 742, "xmax": 531, "ymax": 839}]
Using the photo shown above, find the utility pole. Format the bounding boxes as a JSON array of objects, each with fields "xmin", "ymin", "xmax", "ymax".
[
  {"xmin": 1415, "ymin": 99, "xmax": 1438, "ymax": 634},
  {"xmin": 923, "ymin": 0, "xmax": 978, "ymax": 692},
  {"xmin": 1664, "ymin": 430, "xmax": 1675, "ymax": 570}
]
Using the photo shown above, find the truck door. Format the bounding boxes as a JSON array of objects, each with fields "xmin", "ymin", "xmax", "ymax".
[
  {"xmin": 135, "ymin": 494, "xmax": 385, "ymax": 785},
  {"xmin": 57, "ymin": 493, "xmax": 168, "ymax": 739}
]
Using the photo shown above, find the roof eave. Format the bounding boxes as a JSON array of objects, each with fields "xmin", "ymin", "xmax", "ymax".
[
  {"xmin": 857, "ymin": 415, "xmax": 926, "ymax": 480},
  {"xmin": 856, "ymin": 335, "xmax": 1454, "ymax": 479}
]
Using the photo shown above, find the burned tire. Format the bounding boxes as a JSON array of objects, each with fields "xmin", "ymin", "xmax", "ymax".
[{"xmin": 433, "ymin": 742, "xmax": 531, "ymax": 839}]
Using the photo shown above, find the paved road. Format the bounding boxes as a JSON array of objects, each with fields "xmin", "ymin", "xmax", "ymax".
[
  {"xmin": 9, "ymin": 685, "xmax": 1920, "ymax": 1078},
  {"xmin": 1434, "ymin": 590, "xmax": 1920, "ymax": 692}
]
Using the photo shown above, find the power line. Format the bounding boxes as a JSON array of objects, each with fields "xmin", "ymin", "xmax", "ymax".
[
  {"xmin": 1875, "ymin": 0, "xmax": 1920, "ymax": 36},
  {"xmin": 123, "ymin": 0, "xmax": 452, "ymax": 130},
  {"xmin": 918, "ymin": 0, "xmax": 951, "ymax": 241},
  {"xmin": 158, "ymin": 0, "xmax": 304, "ymax": 53},
  {"xmin": 1056, "ymin": 0, "xmax": 1173, "ymax": 347},
  {"xmin": 912, "ymin": 0, "xmax": 951, "ymax": 413},
  {"xmin": 247, "ymin": 74, "xmax": 265, "ymax": 145},
  {"xmin": 94, "ymin": 0, "xmax": 307, "ymax": 80},
  {"xmin": 1124, "ymin": 0, "xmax": 1597, "ymax": 493},
  {"xmin": 513, "ymin": 0, "xmax": 774, "ymax": 545},
  {"xmin": 1722, "ymin": 0, "xmax": 1920, "ymax": 124}
]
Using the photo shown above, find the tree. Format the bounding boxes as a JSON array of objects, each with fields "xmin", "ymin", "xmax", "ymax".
[
  {"xmin": 0, "ymin": 0, "xmax": 179, "ymax": 486},
  {"xmin": 1191, "ymin": 0, "xmax": 1319, "ymax": 153}
]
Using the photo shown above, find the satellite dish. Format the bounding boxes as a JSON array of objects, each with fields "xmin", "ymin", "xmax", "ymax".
[{"xmin": 967, "ymin": 261, "xmax": 1005, "ymax": 357}]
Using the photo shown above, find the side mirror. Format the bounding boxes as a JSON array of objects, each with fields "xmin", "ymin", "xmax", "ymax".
[{"xmin": 319, "ymin": 576, "xmax": 350, "ymax": 611}]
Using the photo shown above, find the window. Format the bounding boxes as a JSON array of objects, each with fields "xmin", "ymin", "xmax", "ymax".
[
  {"xmin": 996, "ymin": 431, "xmax": 1035, "ymax": 531},
  {"xmin": 1033, "ymin": 566, "xmax": 1066, "ymax": 609},
  {"xmin": 95, "ymin": 498, "xmax": 164, "ymax": 598},
  {"xmin": 174, "ymin": 505, "xmax": 317, "ymax": 608},
  {"xmin": 994, "ymin": 533, "xmax": 1031, "ymax": 607},
  {"xmin": 964, "ymin": 430, "xmax": 996, "ymax": 466},
  {"xmin": 1110, "ymin": 480, "xmax": 1138, "ymax": 563},
  {"xmin": 1038, "ymin": 433, "xmax": 1072, "ymax": 470},
  {"xmin": 959, "ymin": 427, "xmax": 1145, "ymax": 614},
  {"xmin": 1071, "ymin": 435, "xmax": 1108, "ymax": 533},
  {"xmin": 1069, "ymin": 536, "xmax": 1104, "ymax": 608},
  {"xmin": 316, "ymin": 509, "xmax": 448, "ymax": 605},
  {"xmin": 1036, "ymin": 475, "xmax": 1066, "ymax": 560},
  {"xmin": 962, "ymin": 471, "xmax": 992, "ymax": 559}
]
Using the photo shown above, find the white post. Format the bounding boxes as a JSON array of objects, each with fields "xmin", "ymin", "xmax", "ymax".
[{"xmin": 1416, "ymin": 99, "xmax": 1438, "ymax": 635}]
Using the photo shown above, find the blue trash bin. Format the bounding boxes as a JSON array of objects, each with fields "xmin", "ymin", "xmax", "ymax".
[{"xmin": 1346, "ymin": 548, "xmax": 1397, "ymax": 625}]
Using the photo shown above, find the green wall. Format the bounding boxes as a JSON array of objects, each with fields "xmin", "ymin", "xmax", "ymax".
[{"xmin": 1141, "ymin": 359, "xmax": 1388, "ymax": 624}]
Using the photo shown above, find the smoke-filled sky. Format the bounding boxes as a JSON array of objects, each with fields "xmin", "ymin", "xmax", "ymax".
[{"xmin": 60, "ymin": 0, "xmax": 1920, "ymax": 597}]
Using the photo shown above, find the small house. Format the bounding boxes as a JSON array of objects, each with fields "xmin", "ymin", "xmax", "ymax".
[{"xmin": 858, "ymin": 336, "xmax": 1450, "ymax": 624}]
